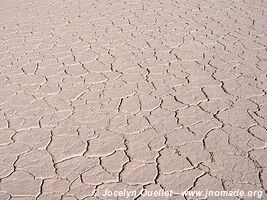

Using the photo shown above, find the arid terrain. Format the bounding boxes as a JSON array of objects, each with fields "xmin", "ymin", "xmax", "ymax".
[{"xmin": 0, "ymin": 0, "xmax": 267, "ymax": 199}]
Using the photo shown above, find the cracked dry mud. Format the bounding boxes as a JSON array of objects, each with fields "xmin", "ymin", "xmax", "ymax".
[{"xmin": 0, "ymin": 0, "xmax": 267, "ymax": 199}]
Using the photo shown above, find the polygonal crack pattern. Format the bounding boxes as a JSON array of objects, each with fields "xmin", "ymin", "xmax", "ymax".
[{"xmin": 0, "ymin": 0, "xmax": 267, "ymax": 199}]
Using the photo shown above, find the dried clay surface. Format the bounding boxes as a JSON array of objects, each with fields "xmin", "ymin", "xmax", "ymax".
[{"xmin": 0, "ymin": 0, "xmax": 267, "ymax": 200}]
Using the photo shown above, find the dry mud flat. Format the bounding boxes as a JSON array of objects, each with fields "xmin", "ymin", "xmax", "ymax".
[{"xmin": 0, "ymin": 0, "xmax": 267, "ymax": 199}]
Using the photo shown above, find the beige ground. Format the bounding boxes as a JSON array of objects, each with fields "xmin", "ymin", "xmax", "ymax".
[{"xmin": 0, "ymin": 0, "xmax": 267, "ymax": 199}]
